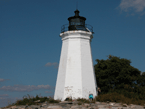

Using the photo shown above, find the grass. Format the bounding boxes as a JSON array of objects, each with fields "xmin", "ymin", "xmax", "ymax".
[
  {"xmin": 95, "ymin": 92, "xmax": 145, "ymax": 105},
  {"xmin": 13, "ymin": 94, "xmax": 60, "ymax": 106},
  {"xmin": 6, "ymin": 92, "xmax": 145, "ymax": 107}
]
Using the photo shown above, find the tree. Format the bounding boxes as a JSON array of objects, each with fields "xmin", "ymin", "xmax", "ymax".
[
  {"xmin": 94, "ymin": 55, "xmax": 141, "ymax": 95},
  {"xmin": 138, "ymin": 72, "xmax": 145, "ymax": 86}
]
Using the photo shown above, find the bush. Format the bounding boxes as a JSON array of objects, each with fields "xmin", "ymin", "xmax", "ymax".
[
  {"xmin": 48, "ymin": 99, "xmax": 60, "ymax": 103},
  {"xmin": 77, "ymin": 98, "xmax": 90, "ymax": 103},
  {"xmin": 95, "ymin": 92, "xmax": 145, "ymax": 105},
  {"xmin": 65, "ymin": 97, "xmax": 72, "ymax": 101},
  {"xmin": 14, "ymin": 94, "xmax": 60, "ymax": 105}
]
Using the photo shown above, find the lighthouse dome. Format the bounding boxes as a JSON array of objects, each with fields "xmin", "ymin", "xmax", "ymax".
[
  {"xmin": 68, "ymin": 9, "xmax": 88, "ymax": 31},
  {"xmin": 61, "ymin": 10, "xmax": 93, "ymax": 33}
]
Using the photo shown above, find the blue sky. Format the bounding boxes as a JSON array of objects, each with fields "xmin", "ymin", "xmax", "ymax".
[{"xmin": 0, "ymin": 0, "xmax": 145, "ymax": 107}]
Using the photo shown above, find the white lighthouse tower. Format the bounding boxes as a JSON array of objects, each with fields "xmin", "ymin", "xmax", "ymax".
[{"xmin": 54, "ymin": 10, "xmax": 97, "ymax": 100}]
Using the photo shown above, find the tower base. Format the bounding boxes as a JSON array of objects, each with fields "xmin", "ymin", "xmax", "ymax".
[{"xmin": 54, "ymin": 31, "xmax": 97, "ymax": 100}]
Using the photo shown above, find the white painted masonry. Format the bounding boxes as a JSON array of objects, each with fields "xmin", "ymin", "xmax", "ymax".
[{"xmin": 54, "ymin": 30, "xmax": 97, "ymax": 100}]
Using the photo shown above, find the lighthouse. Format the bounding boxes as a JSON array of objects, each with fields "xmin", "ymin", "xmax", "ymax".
[{"xmin": 54, "ymin": 10, "xmax": 97, "ymax": 100}]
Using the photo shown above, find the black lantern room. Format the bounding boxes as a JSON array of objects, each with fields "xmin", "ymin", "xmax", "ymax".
[
  {"xmin": 61, "ymin": 10, "xmax": 93, "ymax": 33},
  {"xmin": 68, "ymin": 9, "xmax": 87, "ymax": 31}
]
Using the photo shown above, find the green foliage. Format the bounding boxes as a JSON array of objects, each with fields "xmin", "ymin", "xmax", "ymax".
[
  {"xmin": 77, "ymin": 98, "xmax": 90, "ymax": 103},
  {"xmin": 14, "ymin": 94, "xmax": 60, "ymax": 105},
  {"xmin": 78, "ymin": 102, "xmax": 82, "ymax": 105},
  {"xmin": 76, "ymin": 98, "xmax": 96, "ymax": 104},
  {"xmin": 96, "ymin": 92, "xmax": 145, "ymax": 105},
  {"xmin": 48, "ymin": 99, "xmax": 60, "ymax": 103},
  {"xmin": 65, "ymin": 97, "xmax": 72, "ymax": 101},
  {"xmin": 12, "ymin": 55, "xmax": 145, "ymax": 106},
  {"xmin": 94, "ymin": 55, "xmax": 145, "ymax": 101}
]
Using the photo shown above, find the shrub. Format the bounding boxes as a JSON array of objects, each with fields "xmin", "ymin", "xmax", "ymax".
[
  {"xmin": 48, "ymin": 99, "xmax": 60, "ymax": 103},
  {"xmin": 65, "ymin": 97, "xmax": 72, "ymax": 101},
  {"xmin": 14, "ymin": 94, "xmax": 60, "ymax": 105},
  {"xmin": 95, "ymin": 92, "xmax": 145, "ymax": 105},
  {"xmin": 77, "ymin": 98, "xmax": 89, "ymax": 103}
]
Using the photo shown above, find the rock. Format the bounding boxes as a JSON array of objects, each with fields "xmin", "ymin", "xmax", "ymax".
[
  {"xmin": 10, "ymin": 105, "xmax": 17, "ymax": 109},
  {"xmin": 114, "ymin": 103, "xmax": 122, "ymax": 107},
  {"xmin": 130, "ymin": 105, "xmax": 144, "ymax": 109},
  {"xmin": 96, "ymin": 104, "xmax": 106, "ymax": 108},
  {"xmin": 59, "ymin": 101, "xmax": 72, "ymax": 104},
  {"xmin": 90, "ymin": 106, "xmax": 98, "ymax": 109},
  {"xmin": 41, "ymin": 103, "xmax": 48, "ymax": 107},
  {"xmin": 60, "ymin": 104, "xmax": 71, "ymax": 108},
  {"xmin": 101, "ymin": 102, "xmax": 107, "ymax": 105},
  {"xmin": 18, "ymin": 107, "xmax": 25, "ymax": 109},
  {"xmin": 83, "ymin": 103, "xmax": 90, "ymax": 107},
  {"xmin": 109, "ymin": 102, "xmax": 115, "ymax": 106},
  {"xmin": 70, "ymin": 105, "xmax": 81, "ymax": 109},
  {"xmin": 47, "ymin": 105, "xmax": 62, "ymax": 109},
  {"xmin": 81, "ymin": 107, "xmax": 88, "ymax": 109},
  {"xmin": 34, "ymin": 100, "xmax": 40, "ymax": 103},
  {"xmin": 29, "ymin": 105, "xmax": 40, "ymax": 109},
  {"xmin": 95, "ymin": 102, "xmax": 100, "ymax": 104},
  {"xmin": 106, "ymin": 105, "xmax": 112, "ymax": 108},
  {"xmin": 3, "ymin": 101, "xmax": 145, "ymax": 109},
  {"xmin": 116, "ymin": 107, "xmax": 123, "ymax": 109},
  {"xmin": 14, "ymin": 106, "xmax": 26, "ymax": 109},
  {"xmin": 72, "ymin": 100, "xmax": 79, "ymax": 104},
  {"xmin": 106, "ymin": 101, "xmax": 110, "ymax": 103},
  {"xmin": 45, "ymin": 101, "xmax": 48, "ymax": 103},
  {"xmin": 122, "ymin": 104, "xmax": 128, "ymax": 107},
  {"xmin": 122, "ymin": 107, "xmax": 128, "ymax": 109}
]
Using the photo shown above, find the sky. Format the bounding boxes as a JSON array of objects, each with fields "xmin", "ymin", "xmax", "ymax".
[{"xmin": 0, "ymin": 0, "xmax": 145, "ymax": 107}]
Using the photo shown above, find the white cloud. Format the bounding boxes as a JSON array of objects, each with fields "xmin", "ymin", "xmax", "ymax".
[
  {"xmin": 0, "ymin": 78, "xmax": 9, "ymax": 82},
  {"xmin": 0, "ymin": 94, "xmax": 9, "ymax": 97},
  {"xmin": 118, "ymin": 0, "xmax": 145, "ymax": 15},
  {"xmin": 45, "ymin": 91, "xmax": 52, "ymax": 93},
  {"xmin": 0, "ymin": 85, "xmax": 51, "ymax": 92},
  {"xmin": 45, "ymin": 62, "xmax": 58, "ymax": 68},
  {"xmin": 0, "ymin": 78, "xmax": 6, "ymax": 82},
  {"xmin": 0, "ymin": 97, "xmax": 19, "ymax": 107}
]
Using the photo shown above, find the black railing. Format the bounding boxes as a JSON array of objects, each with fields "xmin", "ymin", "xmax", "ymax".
[{"xmin": 61, "ymin": 24, "xmax": 94, "ymax": 33}]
